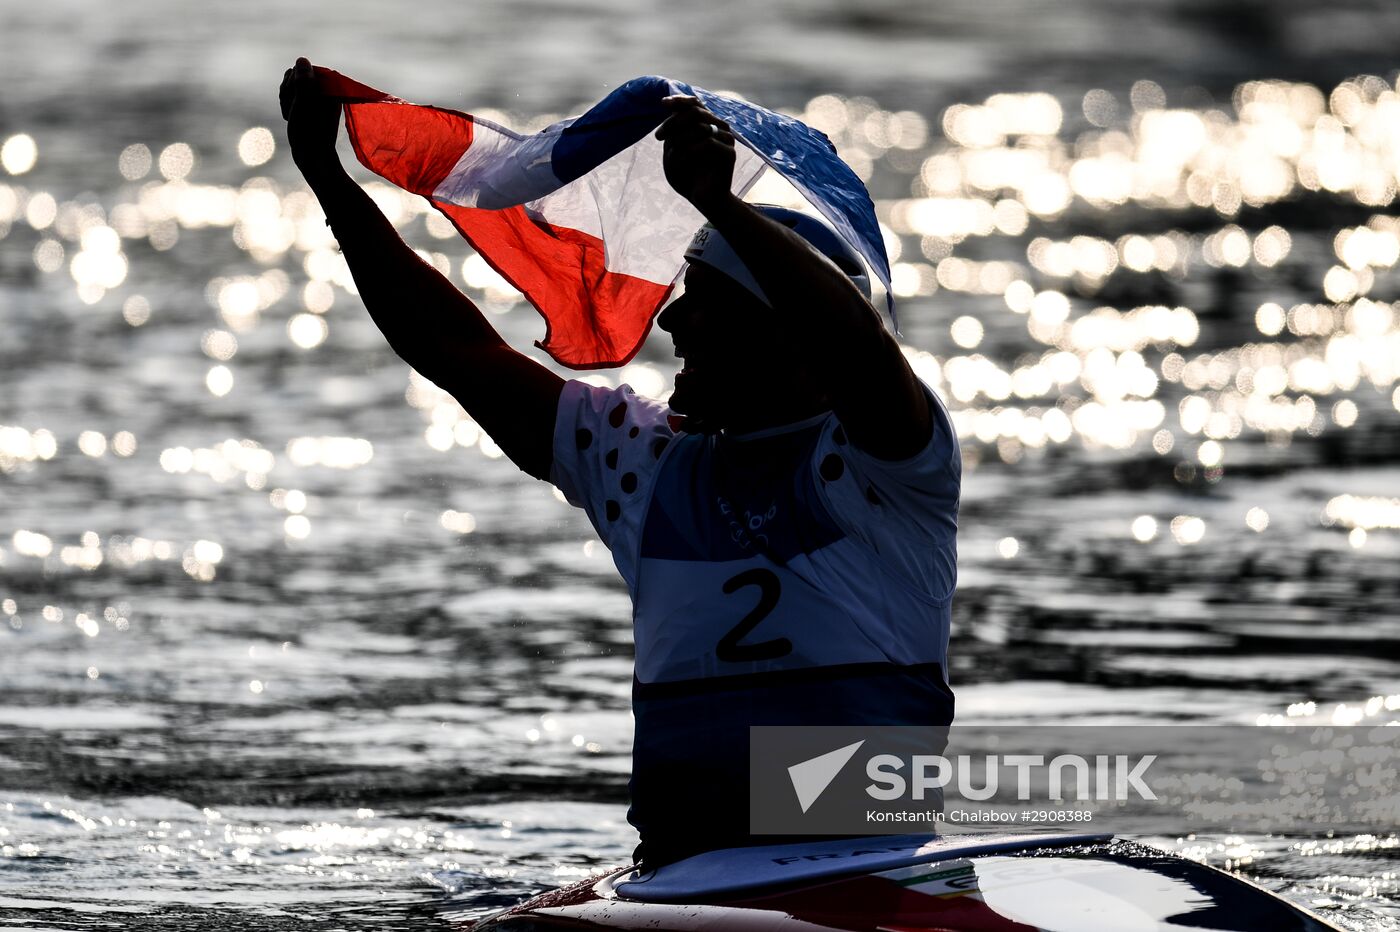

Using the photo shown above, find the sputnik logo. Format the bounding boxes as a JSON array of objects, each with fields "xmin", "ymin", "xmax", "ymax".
[{"xmin": 787, "ymin": 740, "xmax": 865, "ymax": 813}]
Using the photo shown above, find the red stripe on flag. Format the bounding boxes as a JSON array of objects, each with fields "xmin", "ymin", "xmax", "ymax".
[
  {"xmin": 314, "ymin": 66, "xmax": 396, "ymax": 104},
  {"xmin": 336, "ymin": 85, "xmax": 672, "ymax": 369},
  {"xmin": 343, "ymin": 102, "xmax": 474, "ymax": 197},
  {"xmin": 435, "ymin": 201, "xmax": 673, "ymax": 369}
]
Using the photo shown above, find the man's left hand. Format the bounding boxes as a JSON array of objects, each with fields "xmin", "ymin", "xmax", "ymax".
[
  {"xmin": 656, "ymin": 96, "xmax": 736, "ymax": 214},
  {"xmin": 280, "ymin": 57, "xmax": 343, "ymax": 182}
]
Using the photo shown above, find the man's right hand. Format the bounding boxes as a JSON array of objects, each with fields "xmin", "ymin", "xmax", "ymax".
[
  {"xmin": 655, "ymin": 95, "xmax": 736, "ymax": 217},
  {"xmin": 279, "ymin": 57, "xmax": 342, "ymax": 180}
]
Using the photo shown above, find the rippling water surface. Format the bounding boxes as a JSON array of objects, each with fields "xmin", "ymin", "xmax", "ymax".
[{"xmin": 1, "ymin": 0, "xmax": 1398, "ymax": 928}]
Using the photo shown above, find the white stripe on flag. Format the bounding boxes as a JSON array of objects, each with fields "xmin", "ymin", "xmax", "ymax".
[
  {"xmin": 433, "ymin": 125, "xmax": 768, "ymax": 284},
  {"xmin": 433, "ymin": 117, "xmax": 571, "ymax": 210}
]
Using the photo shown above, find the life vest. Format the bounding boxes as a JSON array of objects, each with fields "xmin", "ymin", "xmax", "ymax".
[{"xmin": 551, "ymin": 380, "xmax": 960, "ymax": 862}]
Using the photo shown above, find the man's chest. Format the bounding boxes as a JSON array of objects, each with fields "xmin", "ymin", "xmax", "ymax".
[
  {"xmin": 629, "ymin": 430, "xmax": 903, "ymax": 684},
  {"xmin": 640, "ymin": 429, "xmax": 844, "ymax": 565}
]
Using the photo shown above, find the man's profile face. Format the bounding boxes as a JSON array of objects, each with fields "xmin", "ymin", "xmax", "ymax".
[{"xmin": 657, "ymin": 262, "xmax": 791, "ymax": 427}]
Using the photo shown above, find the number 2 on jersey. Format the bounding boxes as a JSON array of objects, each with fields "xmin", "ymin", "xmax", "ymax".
[{"xmin": 716, "ymin": 568, "xmax": 791, "ymax": 662}]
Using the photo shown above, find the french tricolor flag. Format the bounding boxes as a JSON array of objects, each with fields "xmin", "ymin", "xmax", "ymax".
[{"xmin": 316, "ymin": 68, "xmax": 891, "ymax": 369}]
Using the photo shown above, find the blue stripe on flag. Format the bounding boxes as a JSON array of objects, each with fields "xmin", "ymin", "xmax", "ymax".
[
  {"xmin": 686, "ymin": 85, "xmax": 895, "ymax": 325},
  {"xmin": 551, "ymin": 76, "xmax": 894, "ymax": 324},
  {"xmin": 552, "ymin": 76, "xmax": 682, "ymax": 184}
]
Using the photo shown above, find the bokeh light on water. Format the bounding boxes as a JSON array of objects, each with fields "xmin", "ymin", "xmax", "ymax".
[{"xmin": 1, "ymin": 10, "xmax": 1399, "ymax": 931}]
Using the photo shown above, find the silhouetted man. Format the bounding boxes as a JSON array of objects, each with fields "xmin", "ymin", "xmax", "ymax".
[{"xmin": 281, "ymin": 58, "xmax": 959, "ymax": 866}]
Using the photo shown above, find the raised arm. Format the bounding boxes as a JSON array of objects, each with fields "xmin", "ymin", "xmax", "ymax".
[
  {"xmin": 280, "ymin": 58, "xmax": 563, "ymax": 480},
  {"xmin": 656, "ymin": 98, "xmax": 931, "ymax": 461}
]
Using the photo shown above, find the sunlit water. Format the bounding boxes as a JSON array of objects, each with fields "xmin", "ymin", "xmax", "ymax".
[{"xmin": 2, "ymin": 1, "xmax": 1399, "ymax": 928}]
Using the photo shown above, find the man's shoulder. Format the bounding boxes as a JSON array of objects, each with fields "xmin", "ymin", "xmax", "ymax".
[{"xmin": 558, "ymin": 379, "xmax": 679, "ymax": 432}]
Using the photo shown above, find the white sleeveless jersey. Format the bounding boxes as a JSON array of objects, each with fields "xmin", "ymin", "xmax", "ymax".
[{"xmin": 550, "ymin": 378, "xmax": 960, "ymax": 858}]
